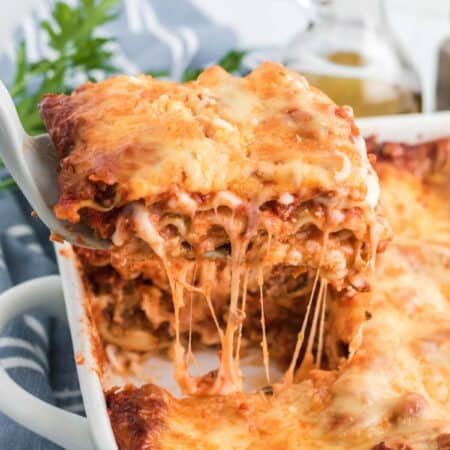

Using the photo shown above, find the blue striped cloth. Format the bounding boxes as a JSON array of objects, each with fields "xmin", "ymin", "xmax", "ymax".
[{"xmin": 0, "ymin": 1, "xmax": 236, "ymax": 448}]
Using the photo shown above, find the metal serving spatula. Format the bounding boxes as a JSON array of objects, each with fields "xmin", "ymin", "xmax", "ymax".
[{"xmin": 0, "ymin": 81, "xmax": 109, "ymax": 249}]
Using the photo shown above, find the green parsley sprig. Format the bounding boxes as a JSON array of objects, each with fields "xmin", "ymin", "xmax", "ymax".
[
  {"xmin": 146, "ymin": 50, "xmax": 247, "ymax": 82},
  {"xmin": 182, "ymin": 50, "xmax": 246, "ymax": 81},
  {"xmin": 10, "ymin": 0, "xmax": 120, "ymax": 136}
]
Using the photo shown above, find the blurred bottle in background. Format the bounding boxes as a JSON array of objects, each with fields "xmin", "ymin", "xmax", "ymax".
[
  {"xmin": 282, "ymin": 0, "xmax": 422, "ymax": 117},
  {"xmin": 436, "ymin": 13, "xmax": 450, "ymax": 111}
]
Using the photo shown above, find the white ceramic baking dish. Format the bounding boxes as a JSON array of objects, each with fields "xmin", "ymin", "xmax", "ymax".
[{"xmin": 0, "ymin": 112, "xmax": 449, "ymax": 450}]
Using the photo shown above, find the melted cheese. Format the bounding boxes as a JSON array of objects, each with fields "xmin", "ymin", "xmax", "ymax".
[
  {"xmin": 132, "ymin": 203, "xmax": 165, "ymax": 257},
  {"xmin": 355, "ymin": 135, "xmax": 381, "ymax": 209},
  {"xmin": 257, "ymin": 267, "xmax": 271, "ymax": 384},
  {"xmin": 131, "ymin": 204, "xmax": 251, "ymax": 394},
  {"xmin": 126, "ymin": 191, "xmax": 387, "ymax": 396},
  {"xmin": 107, "ymin": 183, "xmax": 388, "ymax": 396},
  {"xmin": 333, "ymin": 150, "xmax": 352, "ymax": 182}
]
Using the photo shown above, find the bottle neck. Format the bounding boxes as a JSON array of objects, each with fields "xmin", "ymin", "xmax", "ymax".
[{"xmin": 313, "ymin": 0, "xmax": 387, "ymax": 29}]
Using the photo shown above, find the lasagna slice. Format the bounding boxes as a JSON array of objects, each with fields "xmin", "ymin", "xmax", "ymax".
[
  {"xmin": 40, "ymin": 63, "xmax": 389, "ymax": 395},
  {"xmin": 105, "ymin": 138, "xmax": 450, "ymax": 450}
]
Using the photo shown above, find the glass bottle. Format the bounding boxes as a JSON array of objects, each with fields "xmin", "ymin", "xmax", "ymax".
[
  {"xmin": 282, "ymin": 0, "xmax": 422, "ymax": 117},
  {"xmin": 436, "ymin": 15, "xmax": 450, "ymax": 111}
]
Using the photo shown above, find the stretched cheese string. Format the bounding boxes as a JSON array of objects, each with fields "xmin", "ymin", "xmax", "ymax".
[
  {"xmin": 315, "ymin": 282, "xmax": 328, "ymax": 369},
  {"xmin": 167, "ymin": 262, "xmax": 223, "ymax": 340},
  {"xmin": 171, "ymin": 266, "xmax": 201, "ymax": 393},
  {"xmin": 234, "ymin": 268, "xmax": 249, "ymax": 371},
  {"xmin": 307, "ymin": 278, "xmax": 326, "ymax": 356},
  {"xmin": 282, "ymin": 233, "xmax": 329, "ymax": 385},
  {"xmin": 202, "ymin": 261, "xmax": 224, "ymax": 342},
  {"xmin": 294, "ymin": 278, "xmax": 326, "ymax": 381},
  {"xmin": 186, "ymin": 264, "xmax": 198, "ymax": 366},
  {"xmin": 132, "ymin": 204, "xmax": 198, "ymax": 393},
  {"xmin": 166, "ymin": 259, "xmax": 231, "ymax": 394},
  {"xmin": 369, "ymin": 219, "xmax": 386, "ymax": 270},
  {"xmin": 258, "ymin": 265, "xmax": 271, "ymax": 384},
  {"xmin": 166, "ymin": 211, "xmax": 251, "ymax": 395},
  {"xmin": 282, "ymin": 266, "xmax": 320, "ymax": 385},
  {"xmin": 215, "ymin": 233, "xmax": 247, "ymax": 393}
]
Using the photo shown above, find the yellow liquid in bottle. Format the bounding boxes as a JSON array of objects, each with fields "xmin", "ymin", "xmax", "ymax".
[
  {"xmin": 437, "ymin": 39, "xmax": 450, "ymax": 111},
  {"xmin": 303, "ymin": 51, "xmax": 421, "ymax": 117}
]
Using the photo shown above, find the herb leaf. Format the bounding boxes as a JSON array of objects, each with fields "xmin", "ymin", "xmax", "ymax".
[
  {"xmin": 180, "ymin": 50, "xmax": 246, "ymax": 82},
  {"xmin": 217, "ymin": 50, "xmax": 246, "ymax": 73},
  {"xmin": 10, "ymin": 0, "xmax": 119, "ymax": 135},
  {"xmin": 182, "ymin": 67, "xmax": 203, "ymax": 82},
  {"xmin": 146, "ymin": 69, "xmax": 170, "ymax": 78},
  {"xmin": 0, "ymin": 178, "xmax": 17, "ymax": 193}
]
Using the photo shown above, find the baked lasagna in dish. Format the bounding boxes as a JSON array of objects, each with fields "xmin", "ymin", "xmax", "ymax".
[
  {"xmin": 105, "ymin": 136, "xmax": 450, "ymax": 449},
  {"xmin": 40, "ymin": 63, "xmax": 390, "ymax": 396}
]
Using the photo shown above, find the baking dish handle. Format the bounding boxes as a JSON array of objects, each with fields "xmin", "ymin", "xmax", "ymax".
[{"xmin": 0, "ymin": 275, "xmax": 95, "ymax": 450}]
